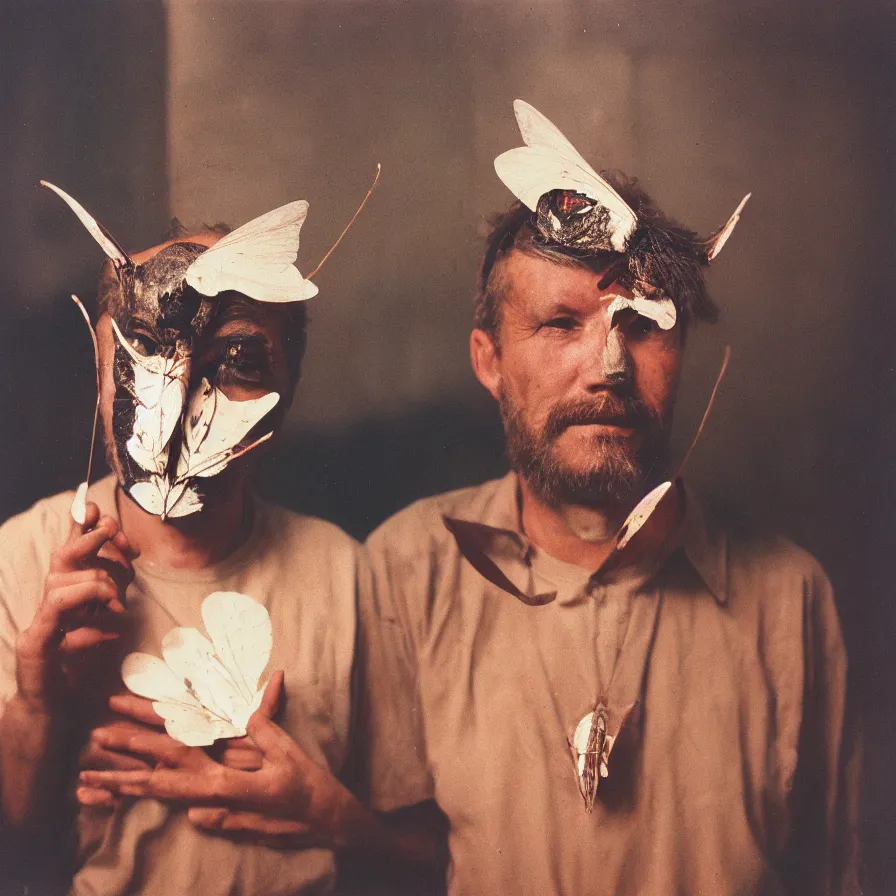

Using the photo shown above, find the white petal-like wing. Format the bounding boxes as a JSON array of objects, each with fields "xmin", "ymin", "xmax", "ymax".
[
  {"xmin": 71, "ymin": 481, "xmax": 88, "ymax": 525},
  {"xmin": 153, "ymin": 700, "xmax": 243, "ymax": 747},
  {"xmin": 495, "ymin": 100, "xmax": 638, "ymax": 249},
  {"xmin": 161, "ymin": 627, "xmax": 248, "ymax": 729},
  {"xmin": 184, "ymin": 201, "xmax": 319, "ymax": 303},
  {"xmin": 607, "ymin": 295, "xmax": 677, "ymax": 331},
  {"xmin": 617, "ymin": 480, "xmax": 673, "ymax": 550},
  {"xmin": 706, "ymin": 193, "xmax": 751, "ymax": 262},
  {"xmin": 122, "ymin": 652, "xmax": 194, "ymax": 703},
  {"xmin": 178, "ymin": 382, "xmax": 279, "ymax": 480},
  {"xmin": 201, "ymin": 592, "xmax": 272, "ymax": 704}
]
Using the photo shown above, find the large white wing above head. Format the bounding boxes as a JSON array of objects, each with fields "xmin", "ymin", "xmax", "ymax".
[
  {"xmin": 185, "ymin": 200, "xmax": 319, "ymax": 303},
  {"xmin": 495, "ymin": 100, "xmax": 638, "ymax": 252},
  {"xmin": 495, "ymin": 146, "xmax": 637, "ymax": 253}
]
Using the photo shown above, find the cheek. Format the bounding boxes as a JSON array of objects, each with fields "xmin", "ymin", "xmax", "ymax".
[
  {"xmin": 633, "ymin": 343, "xmax": 682, "ymax": 414},
  {"xmin": 500, "ymin": 341, "xmax": 579, "ymax": 423}
]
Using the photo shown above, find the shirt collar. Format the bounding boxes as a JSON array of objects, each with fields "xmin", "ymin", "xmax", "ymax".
[{"xmin": 443, "ymin": 471, "xmax": 729, "ymax": 606}]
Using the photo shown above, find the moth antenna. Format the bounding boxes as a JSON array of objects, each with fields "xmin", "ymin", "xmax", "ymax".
[
  {"xmin": 72, "ymin": 295, "xmax": 101, "ymax": 490},
  {"xmin": 678, "ymin": 344, "xmax": 731, "ymax": 474},
  {"xmin": 41, "ymin": 180, "xmax": 132, "ymax": 269},
  {"xmin": 307, "ymin": 164, "xmax": 381, "ymax": 280}
]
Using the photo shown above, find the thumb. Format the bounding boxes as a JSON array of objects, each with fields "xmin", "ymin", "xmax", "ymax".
[
  {"xmin": 258, "ymin": 670, "xmax": 284, "ymax": 720},
  {"xmin": 246, "ymin": 712, "xmax": 292, "ymax": 760}
]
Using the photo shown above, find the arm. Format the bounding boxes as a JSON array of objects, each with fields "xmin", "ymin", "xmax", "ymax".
[{"xmin": 0, "ymin": 503, "xmax": 135, "ymax": 831}]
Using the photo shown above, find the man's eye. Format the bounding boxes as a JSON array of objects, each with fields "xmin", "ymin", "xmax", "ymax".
[
  {"xmin": 223, "ymin": 340, "xmax": 267, "ymax": 380},
  {"xmin": 618, "ymin": 314, "xmax": 659, "ymax": 339},
  {"xmin": 127, "ymin": 332, "xmax": 158, "ymax": 356},
  {"xmin": 542, "ymin": 317, "xmax": 576, "ymax": 331}
]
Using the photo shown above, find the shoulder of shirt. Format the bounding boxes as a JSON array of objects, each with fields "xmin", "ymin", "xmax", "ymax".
[
  {"xmin": 256, "ymin": 498, "xmax": 361, "ymax": 556},
  {"xmin": 365, "ymin": 477, "xmax": 506, "ymax": 558},
  {"xmin": 699, "ymin": 494, "xmax": 833, "ymax": 599},
  {"xmin": 0, "ymin": 487, "xmax": 76, "ymax": 555}
]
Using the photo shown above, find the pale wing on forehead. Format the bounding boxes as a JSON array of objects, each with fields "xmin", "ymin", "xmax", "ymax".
[
  {"xmin": 607, "ymin": 294, "xmax": 677, "ymax": 330},
  {"xmin": 185, "ymin": 199, "xmax": 319, "ymax": 303}
]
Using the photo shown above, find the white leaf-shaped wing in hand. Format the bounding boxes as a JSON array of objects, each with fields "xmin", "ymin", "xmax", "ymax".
[
  {"xmin": 177, "ymin": 378, "xmax": 280, "ymax": 480},
  {"xmin": 185, "ymin": 200, "xmax": 319, "ymax": 304},
  {"xmin": 202, "ymin": 591, "xmax": 273, "ymax": 710},
  {"xmin": 120, "ymin": 593, "xmax": 273, "ymax": 746},
  {"xmin": 121, "ymin": 652, "xmax": 239, "ymax": 746},
  {"xmin": 494, "ymin": 100, "xmax": 638, "ymax": 251}
]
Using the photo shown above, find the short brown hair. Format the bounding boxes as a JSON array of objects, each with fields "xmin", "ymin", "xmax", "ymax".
[{"xmin": 474, "ymin": 173, "xmax": 720, "ymax": 342}]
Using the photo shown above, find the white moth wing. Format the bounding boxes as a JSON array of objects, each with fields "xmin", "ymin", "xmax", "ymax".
[
  {"xmin": 129, "ymin": 479, "xmax": 166, "ymax": 516},
  {"xmin": 706, "ymin": 193, "xmax": 751, "ymax": 262},
  {"xmin": 495, "ymin": 146, "xmax": 637, "ymax": 251},
  {"xmin": 71, "ymin": 481, "xmax": 88, "ymax": 525},
  {"xmin": 201, "ymin": 592, "xmax": 272, "ymax": 704},
  {"xmin": 162, "ymin": 481, "xmax": 204, "ymax": 519},
  {"xmin": 178, "ymin": 387, "xmax": 279, "ymax": 480},
  {"xmin": 572, "ymin": 711, "xmax": 595, "ymax": 777},
  {"xmin": 40, "ymin": 180, "xmax": 129, "ymax": 266},
  {"xmin": 184, "ymin": 200, "xmax": 319, "ymax": 303},
  {"xmin": 121, "ymin": 652, "xmax": 194, "ymax": 703},
  {"xmin": 617, "ymin": 480, "xmax": 673, "ymax": 550},
  {"xmin": 153, "ymin": 700, "xmax": 243, "ymax": 746},
  {"xmin": 513, "ymin": 99, "xmax": 603, "ymax": 180},
  {"xmin": 161, "ymin": 627, "xmax": 249, "ymax": 727},
  {"xmin": 506, "ymin": 100, "xmax": 638, "ymax": 244},
  {"xmin": 607, "ymin": 295, "xmax": 677, "ymax": 331},
  {"xmin": 110, "ymin": 318, "xmax": 187, "ymax": 473},
  {"xmin": 183, "ymin": 378, "xmax": 217, "ymax": 457}
]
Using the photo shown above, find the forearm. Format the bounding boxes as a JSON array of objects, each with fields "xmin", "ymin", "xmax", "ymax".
[{"xmin": 0, "ymin": 693, "xmax": 73, "ymax": 830}]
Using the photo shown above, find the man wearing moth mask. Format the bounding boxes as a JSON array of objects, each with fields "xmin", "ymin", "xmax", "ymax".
[{"xmin": 0, "ymin": 185, "xmax": 444, "ymax": 895}]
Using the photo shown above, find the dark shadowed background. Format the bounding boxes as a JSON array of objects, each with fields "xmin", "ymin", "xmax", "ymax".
[{"xmin": 0, "ymin": 0, "xmax": 893, "ymax": 890}]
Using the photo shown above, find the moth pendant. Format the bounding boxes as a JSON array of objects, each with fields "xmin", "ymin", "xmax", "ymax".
[{"xmin": 569, "ymin": 701, "xmax": 635, "ymax": 812}]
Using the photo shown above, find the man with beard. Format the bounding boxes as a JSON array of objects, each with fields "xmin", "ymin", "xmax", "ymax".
[
  {"xmin": 354, "ymin": 161, "xmax": 860, "ymax": 890},
  {"xmin": 0, "ymin": 187, "xmax": 443, "ymax": 894}
]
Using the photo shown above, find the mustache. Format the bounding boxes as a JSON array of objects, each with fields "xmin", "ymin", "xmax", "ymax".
[{"xmin": 544, "ymin": 392, "xmax": 656, "ymax": 441}]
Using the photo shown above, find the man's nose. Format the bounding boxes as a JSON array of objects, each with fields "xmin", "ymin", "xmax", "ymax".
[{"xmin": 582, "ymin": 324, "xmax": 633, "ymax": 391}]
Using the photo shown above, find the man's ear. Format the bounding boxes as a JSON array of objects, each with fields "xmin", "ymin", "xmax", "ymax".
[{"xmin": 470, "ymin": 328, "xmax": 502, "ymax": 401}]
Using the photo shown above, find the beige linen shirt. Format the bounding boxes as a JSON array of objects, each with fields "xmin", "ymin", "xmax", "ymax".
[
  {"xmin": 361, "ymin": 472, "xmax": 860, "ymax": 896},
  {"xmin": 0, "ymin": 476, "xmax": 359, "ymax": 896}
]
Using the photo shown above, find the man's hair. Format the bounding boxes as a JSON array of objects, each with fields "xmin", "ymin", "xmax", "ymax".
[
  {"xmin": 474, "ymin": 172, "xmax": 720, "ymax": 342},
  {"xmin": 96, "ymin": 219, "xmax": 308, "ymax": 388}
]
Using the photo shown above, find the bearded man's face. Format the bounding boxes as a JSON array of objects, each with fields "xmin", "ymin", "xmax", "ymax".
[{"xmin": 473, "ymin": 250, "xmax": 684, "ymax": 509}]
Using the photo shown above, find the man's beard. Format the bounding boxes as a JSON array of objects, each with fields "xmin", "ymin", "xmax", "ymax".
[{"xmin": 500, "ymin": 387, "xmax": 671, "ymax": 509}]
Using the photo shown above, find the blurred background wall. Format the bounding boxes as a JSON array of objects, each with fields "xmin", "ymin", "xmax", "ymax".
[{"xmin": 0, "ymin": 0, "xmax": 893, "ymax": 889}]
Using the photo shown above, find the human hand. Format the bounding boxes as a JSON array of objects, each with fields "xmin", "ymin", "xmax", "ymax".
[
  {"xmin": 15, "ymin": 503, "xmax": 136, "ymax": 714},
  {"xmin": 78, "ymin": 672, "xmax": 356, "ymax": 849}
]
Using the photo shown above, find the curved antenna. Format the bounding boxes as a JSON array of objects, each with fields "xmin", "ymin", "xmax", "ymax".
[
  {"xmin": 40, "ymin": 180, "xmax": 132, "ymax": 269},
  {"xmin": 70, "ymin": 295, "xmax": 101, "ymax": 524},
  {"xmin": 678, "ymin": 344, "xmax": 731, "ymax": 474},
  {"xmin": 307, "ymin": 164, "xmax": 381, "ymax": 280}
]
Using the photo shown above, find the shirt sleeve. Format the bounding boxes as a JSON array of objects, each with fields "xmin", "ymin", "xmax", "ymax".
[
  {"xmin": 355, "ymin": 530, "xmax": 434, "ymax": 813},
  {"xmin": 781, "ymin": 565, "xmax": 861, "ymax": 896}
]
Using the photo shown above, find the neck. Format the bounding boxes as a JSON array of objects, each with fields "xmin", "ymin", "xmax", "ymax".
[
  {"xmin": 116, "ymin": 474, "xmax": 254, "ymax": 571},
  {"xmin": 519, "ymin": 478, "xmax": 634, "ymax": 570}
]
